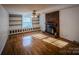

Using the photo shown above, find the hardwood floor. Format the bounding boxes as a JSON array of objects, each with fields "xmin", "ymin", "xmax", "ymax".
[{"xmin": 2, "ymin": 32, "xmax": 79, "ymax": 55}]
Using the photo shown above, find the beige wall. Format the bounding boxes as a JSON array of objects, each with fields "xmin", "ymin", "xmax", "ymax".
[
  {"xmin": 60, "ymin": 6, "xmax": 79, "ymax": 42},
  {"xmin": 0, "ymin": 5, "xmax": 9, "ymax": 54}
]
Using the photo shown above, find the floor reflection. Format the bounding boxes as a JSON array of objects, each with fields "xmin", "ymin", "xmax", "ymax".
[{"xmin": 22, "ymin": 36, "xmax": 32, "ymax": 47}]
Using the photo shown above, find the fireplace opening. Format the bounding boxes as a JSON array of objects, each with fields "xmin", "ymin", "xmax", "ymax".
[{"xmin": 46, "ymin": 23, "xmax": 59, "ymax": 38}]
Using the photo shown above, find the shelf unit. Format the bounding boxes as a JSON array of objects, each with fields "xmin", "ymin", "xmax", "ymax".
[
  {"xmin": 9, "ymin": 24, "xmax": 22, "ymax": 26},
  {"xmin": 9, "ymin": 14, "xmax": 22, "ymax": 35},
  {"xmin": 9, "ymin": 20, "xmax": 22, "ymax": 22},
  {"xmin": 9, "ymin": 14, "xmax": 41, "ymax": 35},
  {"xmin": 9, "ymin": 15, "xmax": 22, "ymax": 26}
]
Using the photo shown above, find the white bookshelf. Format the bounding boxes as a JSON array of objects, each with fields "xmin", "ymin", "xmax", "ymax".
[
  {"xmin": 9, "ymin": 14, "xmax": 22, "ymax": 35},
  {"xmin": 9, "ymin": 14, "xmax": 41, "ymax": 35}
]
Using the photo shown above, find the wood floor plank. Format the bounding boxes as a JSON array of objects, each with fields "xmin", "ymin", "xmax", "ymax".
[{"xmin": 1, "ymin": 32, "xmax": 79, "ymax": 55}]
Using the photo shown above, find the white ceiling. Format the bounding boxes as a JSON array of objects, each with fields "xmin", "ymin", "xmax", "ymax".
[
  {"xmin": 2, "ymin": 4, "xmax": 55, "ymax": 14},
  {"xmin": 2, "ymin": 4, "xmax": 79, "ymax": 15}
]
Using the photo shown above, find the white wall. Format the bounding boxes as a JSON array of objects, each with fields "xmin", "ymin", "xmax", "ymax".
[
  {"xmin": 39, "ymin": 13, "xmax": 46, "ymax": 31},
  {"xmin": 60, "ymin": 6, "xmax": 79, "ymax": 42},
  {"xmin": 40, "ymin": 6, "xmax": 79, "ymax": 42},
  {"xmin": 0, "ymin": 5, "xmax": 9, "ymax": 54}
]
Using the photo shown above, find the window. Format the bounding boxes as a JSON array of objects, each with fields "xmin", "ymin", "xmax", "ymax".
[{"xmin": 22, "ymin": 15, "xmax": 32, "ymax": 28}]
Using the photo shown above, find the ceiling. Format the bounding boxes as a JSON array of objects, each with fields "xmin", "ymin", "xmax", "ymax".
[
  {"xmin": 2, "ymin": 4, "xmax": 56, "ymax": 14},
  {"xmin": 2, "ymin": 4, "xmax": 79, "ymax": 15}
]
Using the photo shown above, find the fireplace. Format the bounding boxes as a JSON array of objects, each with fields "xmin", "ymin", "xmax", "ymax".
[
  {"xmin": 46, "ymin": 23, "xmax": 57, "ymax": 35},
  {"xmin": 45, "ymin": 11, "xmax": 59, "ymax": 37}
]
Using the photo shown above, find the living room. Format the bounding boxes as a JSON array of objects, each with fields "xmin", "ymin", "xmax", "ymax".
[{"xmin": 0, "ymin": 4, "xmax": 79, "ymax": 55}]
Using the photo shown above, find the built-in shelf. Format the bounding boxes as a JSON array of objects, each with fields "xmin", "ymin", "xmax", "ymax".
[
  {"xmin": 9, "ymin": 14, "xmax": 22, "ymax": 17},
  {"xmin": 9, "ymin": 14, "xmax": 40, "ymax": 35},
  {"xmin": 9, "ymin": 20, "xmax": 22, "ymax": 22},
  {"xmin": 9, "ymin": 24, "xmax": 22, "ymax": 26},
  {"xmin": 32, "ymin": 20, "xmax": 39, "ymax": 21},
  {"xmin": 32, "ymin": 22, "xmax": 39, "ymax": 24},
  {"xmin": 9, "ymin": 14, "xmax": 22, "ymax": 35}
]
